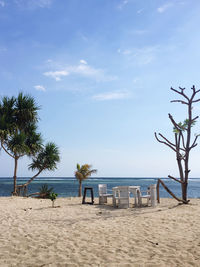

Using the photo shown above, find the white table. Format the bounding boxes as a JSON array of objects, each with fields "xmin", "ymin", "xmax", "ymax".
[{"xmin": 112, "ymin": 186, "xmax": 140, "ymax": 208}]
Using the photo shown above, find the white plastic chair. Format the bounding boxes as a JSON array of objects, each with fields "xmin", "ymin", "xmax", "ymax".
[
  {"xmin": 137, "ymin": 184, "xmax": 157, "ymax": 207},
  {"xmin": 137, "ymin": 187, "xmax": 151, "ymax": 207},
  {"xmin": 115, "ymin": 186, "xmax": 130, "ymax": 209},
  {"xmin": 98, "ymin": 184, "xmax": 113, "ymax": 204}
]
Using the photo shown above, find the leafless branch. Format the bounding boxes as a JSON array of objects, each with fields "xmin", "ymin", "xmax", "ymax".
[
  {"xmin": 171, "ymin": 87, "xmax": 189, "ymax": 101},
  {"xmin": 191, "ymin": 85, "xmax": 196, "ymax": 101},
  {"xmin": 180, "ymin": 131, "xmax": 186, "ymax": 149},
  {"xmin": 192, "ymin": 116, "xmax": 199, "ymax": 122},
  {"xmin": 157, "ymin": 179, "xmax": 183, "ymax": 203},
  {"xmin": 190, "ymin": 135, "xmax": 199, "ymax": 149},
  {"xmin": 154, "ymin": 132, "xmax": 183, "ymax": 155},
  {"xmin": 168, "ymin": 175, "xmax": 184, "ymax": 184},
  {"xmin": 171, "ymin": 100, "xmax": 188, "ymax": 105},
  {"xmin": 192, "ymin": 99, "xmax": 200, "ymax": 103},
  {"xmin": 157, "ymin": 133, "xmax": 176, "ymax": 148},
  {"xmin": 190, "ymin": 86, "xmax": 200, "ymax": 102}
]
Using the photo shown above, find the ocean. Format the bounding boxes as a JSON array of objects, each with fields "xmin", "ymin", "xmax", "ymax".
[{"xmin": 0, "ymin": 177, "xmax": 200, "ymax": 198}]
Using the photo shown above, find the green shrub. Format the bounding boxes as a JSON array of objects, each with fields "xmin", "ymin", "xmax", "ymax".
[
  {"xmin": 49, "ymin": 192, "xmax": 58, "ymax": 207},
  {"xmin": 38, "ymin": 184, "xmax": 53, "ymax": 198}
]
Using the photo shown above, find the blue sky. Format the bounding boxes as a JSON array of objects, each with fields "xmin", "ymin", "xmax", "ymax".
[{"xmin": 1, "ymin": 0, "xmax": 200, "ymax": 178}]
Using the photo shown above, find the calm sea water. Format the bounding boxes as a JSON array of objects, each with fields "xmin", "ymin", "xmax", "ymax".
[{"xmin": 0, "ymin": 177, "xmax": 200, "ymax": 198}]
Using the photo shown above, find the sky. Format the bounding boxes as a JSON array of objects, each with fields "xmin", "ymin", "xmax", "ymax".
[{"xmin": 1, "ymin": 0, "xmax": 200, "ymax": 178}]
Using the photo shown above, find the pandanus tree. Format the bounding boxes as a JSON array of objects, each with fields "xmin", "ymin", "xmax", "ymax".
[
  {"xmin": 0, "ymin": 93, "xmax": 60, "ymax": 196},
  {"xmin": 17, "ymin": 142, "xmax": 60, "ymax": 196},
  {"xmin": 0, "ymin": 93, "xmax": 41, "ymax": 195},
  {"xmin": 75, "ymin": 164, "xmax": 97, "ymax": 197},
  {"xmin": 155, "ymin": 86, "xmax": 200, "ymax": 204}
]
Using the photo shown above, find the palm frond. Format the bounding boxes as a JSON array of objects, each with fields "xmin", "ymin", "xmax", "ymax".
[{"xmin": 75, "ymin": 163, "xmax": 97, "ymax": 182}]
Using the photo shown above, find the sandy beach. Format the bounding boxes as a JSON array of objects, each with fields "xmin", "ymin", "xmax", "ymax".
[{"xmin": 0, "ymin": 197, "xmax": 200, "ymax": 267}]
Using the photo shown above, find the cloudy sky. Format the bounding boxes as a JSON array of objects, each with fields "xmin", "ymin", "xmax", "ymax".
[{"xmin": 1, "ymin": 0, "xmax": 200, "ymax": 178}]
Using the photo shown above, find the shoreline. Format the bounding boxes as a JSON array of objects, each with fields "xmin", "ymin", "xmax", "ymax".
[{"xmin": 0, "ymin": 197, "xmax": 200, "ymax": 266}]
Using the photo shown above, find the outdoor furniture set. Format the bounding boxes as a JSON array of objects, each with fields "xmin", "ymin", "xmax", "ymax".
[{"xmin": 98, "ymin": 184, "xmax": 156, "ymax": 208}]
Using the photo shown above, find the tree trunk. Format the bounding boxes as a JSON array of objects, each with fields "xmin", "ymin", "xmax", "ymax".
[
  {"xmin": 182, "ymin": 182, "xmax": 188, "ymax": 202},
  {"xmin": 78, "ymin": 181, "xmax": 82, "ymax": 197},
  {"xmin": 13, "ymin": 157, "xmax": 18, "ymax": 195},
  {"xmin": 16, "ymin": 169, "xmax": 43, "ymax": 196},
  {"xmin": 18, "ymin": 169, "xmax": 43, "ymax": 188}
]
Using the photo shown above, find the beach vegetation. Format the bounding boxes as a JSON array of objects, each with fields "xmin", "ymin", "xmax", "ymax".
[
  {"xmin": 155, "ymin": 86, "xmax": 200, "ymax": 204},
  {"xmin": 38, "ymin": 184, "xmax": 54, "ymax": 198},
  {"xmin": 75, "ymin": 163, "xmax": 97, "ymax": 197},
  {"xmin": 0, "ymin": 93, "xmax": 42, "ymax": 195},
  {"xmin": 49, "ymin": 192, "xmax": 58, "ymax": 207},
  {"xmin": 0, "ymin": 93, "xmax": 60, "ymax": 196},
  {"xmin": 16, "ymin": 142, "xmax": 60, "ymax": 196}
]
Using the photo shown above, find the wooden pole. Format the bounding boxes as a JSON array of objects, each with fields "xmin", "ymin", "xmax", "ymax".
[{"xmin": 156, "ymin": 179, "xmax": 160, "ymax": 203}]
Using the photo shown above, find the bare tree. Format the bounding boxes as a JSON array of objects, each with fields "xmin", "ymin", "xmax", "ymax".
[{"xmin": 155, "ymin": 86, "xmax": 200, "ymax": 204}]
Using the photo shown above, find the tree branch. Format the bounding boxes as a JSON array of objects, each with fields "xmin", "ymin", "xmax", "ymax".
[
  {"xmin": 157, "ymin": 179, "xmax": 184, "ymax": 202},
  {"xmin": 154, "ymin": 132, "xmax": 183, "ymax": 154},
  {"xmin": 190, "ymin": 86, "xmax": 200, "ymax": 102},
  {"xmin": 192, "ymin": 99, "xmax": 200, "ymax": 103},
  {"xmin": 180, "ymin": 131, "xmax": 186, "ymax": 150},
  {"xmin": 17, "ymin": 169, "xmax": 43, "ymax": 188},
  {"xmin": 1, "ymin": 141, "xmax": 15, "ymax": 158},
  {"xmin": 168, "ymin": 113, "xmax": 186, "ymax": 131},
  {"xmin": 168, "ymin": 175, "xmax": 184, "ymax": 184},
  {"xmin": 170, "ymin": 87, "xmax": 189, "ymax": 101},
  {"xmin": 157, "ymin": 133, "xmax": 176, "ymax": 147},
  {"xmin": 192, "ymin": 116, "xmax": 199, "ymax": 122},
  {"xmin": 191, "ymin": 85, "xmax": 196, "ymax": 101},
  {"xmin": 190, "ymin": 135, "xmax": 199, "ymax": 149},
  {"xmin": 171, "ymin": 100, "xmax": 188, "ymax": 105}
]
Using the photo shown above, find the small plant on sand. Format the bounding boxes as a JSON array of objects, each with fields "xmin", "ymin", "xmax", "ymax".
[
  {"xmin": 38, "ymin": 184, "xmax": 53, "ymax": 199},
  {"xmin": 49, "ymin": 192, "xmax": 58, "ymax": 208}
]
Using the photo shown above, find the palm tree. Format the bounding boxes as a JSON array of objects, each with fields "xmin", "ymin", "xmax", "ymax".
[
  {"xmin": 0, "ymin": 93, "xmax": 41, "ymax": 195},
  {"xmin": 16, "ymin": 142, "xmax": 60, "ymax": 196},
  {"xmin": 75, "ymin": 163, "xmax": 97, "ymax": 197}
]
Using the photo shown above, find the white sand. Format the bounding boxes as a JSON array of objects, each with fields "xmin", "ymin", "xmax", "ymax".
[{"xmin": 0, "ymin": 197, "xmax": 200, "ymax": 266}]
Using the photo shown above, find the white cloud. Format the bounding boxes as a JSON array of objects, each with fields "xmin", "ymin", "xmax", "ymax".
[
  {"xmin": 69, "ymin": 63, "xmax": 117, "ymax": 81},
  {"xmin": 34, "ymin": 85, "xmax": 46, "ymax": 92},
  {"xmin": 157, "ymin": 3, "xmax": 173, "ymax": 13},
  {"xmin": 43, "ymin": 70, "xmax": 69, "ymax": 81},
  {"xmin": 43, "ymin": 60, "xmax": 117, "ymax": 82},
  {"xmin": 14, "ymin": 0, "xmax": 53, "ymax": 9},
  {"xmin": 80, "ymin": 59, "xmax": 87, "ymax": 65},
  {"xmin": 70, "ymin": 64, "xmax": 102, "ymax": 77},
  {"xmin": 118, "ymin": 0, "xmax": 129, "ymax": 10},
  {"xmin": 137, "ymin": 8, "xmax": 144, "ymax": 14},
  {"xmin": 133, "ymin": 78, "xmax": 140, "ymax": 84},
  {"xmin": 119, "ymin": 46, "xmax": 158, "ymax": 65},
  {"xmin": 0, "ymin": 1, "xmax": 5, "ymax": 7},
  {"xmin": 122, "ymin": 49, "xmax": 132, "ymax": 55},
  {"xmin": 130, "ymin": 29, "xmax": 147, "ymax": 35},
  {"xmin": 93, "ymin": 91, "xmax": 130, "ymax": 101}
]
